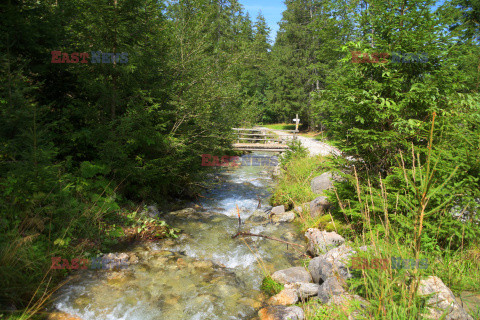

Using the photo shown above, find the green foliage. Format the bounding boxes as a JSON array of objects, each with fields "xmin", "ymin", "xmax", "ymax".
[
  {"xmin": 0, "ymin": 0, "xmax": 273, "ymax": 312},
  {"xmin": 271, "ymin": 152, "xmax": 325, "ymax": 209},
  {"xmin": 260, "ymin": 276, "xmax": 284, "ymax": 296},
  {"xmin": 279, "ymin": 139, "xmax": 309, "ymax": 167}
]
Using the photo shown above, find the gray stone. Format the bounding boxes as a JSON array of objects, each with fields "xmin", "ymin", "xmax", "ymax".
[
  {"xmin": 271, "ymin": 211, "xmax": 295, "ymax": 223},
  {"xmin": 311, "ymin": 172, "xmax": 337, "ymax": 194},
  {"xmin": 318, "ymin": 276, "xmax": 346, "ymax": 303},
  {"xmin": 309, "ymin": 196, "xmax": 330, "ymax": 217},
  {"xmin": 271, "ymin": 267, "xmax": 312, "ymax": 285},
  {"xmin": 271, "ymin": 205, "xmax": 286, "ymax": 215},
  {"xmin": 258, "ymin": 305, "xmax": 305, "ymax": 320},
  {"xmin": 166, "ymin": 208, "xmax": 223, "ymax": 220},
  {"xmin": 272, "ymin": 166, "xmax": 282, "ymax": 177},
  {"xmin": 308, "ymin": 255, "xmax": 352, "ymax": 285},
  {"xmin": 320, "ymin": 244, "xmax": 357, "ymax": 266},
  {"xmin": 418, "ymin": 276, "xmax": 474, "ymax": 320},
  {"xmin": 308, "ymin": 257, "xmax": 333, "ymax": 284},
  {"xmin": 296, "ymin": 282, "xmax": 320, "ymax": 299},
  {"xmin": 305, "ymin": 228, "xmax": 345, "ymax": 256}
]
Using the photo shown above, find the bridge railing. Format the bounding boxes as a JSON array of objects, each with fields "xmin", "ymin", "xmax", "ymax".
[{"xmin": 232, "ymin": 128, "xmax": 284, "ymax": 144}]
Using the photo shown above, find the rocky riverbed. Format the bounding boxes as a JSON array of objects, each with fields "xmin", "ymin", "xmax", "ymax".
[{"xmin": 48, "ymin": 152, "xmax": 305, "ymax": 320}]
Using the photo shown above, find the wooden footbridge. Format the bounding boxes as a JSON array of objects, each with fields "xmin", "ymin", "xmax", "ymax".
[{"xmin": 232, "ymin": 127, "xmax": 298, "ymax": 152}]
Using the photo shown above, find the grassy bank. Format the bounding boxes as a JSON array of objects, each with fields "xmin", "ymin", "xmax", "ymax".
[{"xmin": 269, "ymin": 140, "xmax": 480, "ymax": 319}]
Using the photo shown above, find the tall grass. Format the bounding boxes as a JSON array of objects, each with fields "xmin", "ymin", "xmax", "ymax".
[{"xmin": 273, "ymin": 116, "xmax": 480, "ymax": 319}]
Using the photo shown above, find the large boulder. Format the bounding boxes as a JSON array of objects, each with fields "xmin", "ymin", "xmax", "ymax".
[
  {"xmin": 308, "ymin": 257, "xmax": 335, "ymax": 284},
  {"xmin": 318, "ymin": 276, "xmax": 346, "ymax": 303},
  {"xmin": 271, "ymin": 267, "xmax": 312, "ymax": 285},
  {"xmin": 305, "ymin": 229, "xmax": 345, "ymax": 256},
  {"xmin": 311, "ymin": 172, "xmax": 339, "ymax": 194},
  {"xmin": 418, "ymin": 276, "xmax": 474, "ymax": 320},
  {"xmin": 308, "ymin": 244, "xmax": 360, "ymax": 284},
  {"xmin": 320, "ymin": 244, "xmax": 358, "ymax": 266},
  {"xmin": 309, "ymin": 196, "xmax": 330, "ymax": 217},
  {"xmin": 258, "ymin": 306, "xmax": 305, "ymax": 320}
]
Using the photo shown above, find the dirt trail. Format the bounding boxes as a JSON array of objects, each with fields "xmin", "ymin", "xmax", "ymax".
[{"xmin": 256, "ymin": 127, "xmax": 342, "ymax": 157}]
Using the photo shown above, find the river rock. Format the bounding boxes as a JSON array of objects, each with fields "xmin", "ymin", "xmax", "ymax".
[
  {"xmin": 100, "ymin": 252, "xmax": 131, "ymax": 270},
  {"xmin": 271, "ymin": 211, "xmax": 295, "ymax": 223},
  {"xmin": 295, "ymin": 282, "xmax": 320, "ymax": 299},
  {"xmin": 168, "ymin": 208, "xmax": 196, "ymax": 218},
  {"xmin": 320, "ymin": 244, "xmax": 357, "ymax": 266},
  {"xmin": 48, "ymin": 312, "xmax": 83, "ymax": 320},
  {"xmin": 305, "ymin": 228, "xmax": 345, "ymax": 256},
  {"xmin": 272, "ymin": 165, "xmax": 282, "ymax": 177},
  {"xmin": 271, "ymin": 267, "xmax": 312, "ymax": 285},
  {"xmin": 311, "ymin": 172, "xmax": 338, "ymax": 194},
  {"xmin": 308, "ymin": 253, "xmax": 352, "ymax": 285},
  {"xmin": 418, "ymin": 276, "xmax": 474, "ymax": 320},
  {"xmin": 258, "ymin": 305, "xmax": 305, "ymax": 320},
  {"xmin": 128, "ymin": 253, "xmax": 139, "ymax": 264},
  {"xmin": 309, "ymin": 196, "xmax": 330, "ymax": 217},
  {"xmin": 268, "ymin": 288, "xmax": 299, "ymax": 305},
  {"xmin": 239, "ymin": 297, "xmax": 262, "ymax": 309},
  {"xmin": 246, "ymin": 209, "xmax": 268, "ymax": 223},
  {"xmin": 271, "ymin": 205, "xmax": 285, "ymax": 215},
  {"xmin": 308, "ymin": 257, "xmax": 333, "ymax": 284},
  {"xmin": 318, "ymin": 276, "xmax": 346, "ymax": 303}
]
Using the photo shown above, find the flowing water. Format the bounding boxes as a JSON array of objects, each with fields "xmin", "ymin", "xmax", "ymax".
[{"xmin": 51, "ymin": 152, "xmax": 304, "ymax": 320}]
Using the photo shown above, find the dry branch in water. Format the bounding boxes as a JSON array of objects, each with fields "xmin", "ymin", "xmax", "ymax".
[{"xmin": 231, "ymin": 231, "xmax": 304, "ymax": 248}]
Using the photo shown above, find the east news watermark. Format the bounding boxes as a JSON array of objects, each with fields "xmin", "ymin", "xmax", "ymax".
[
  {"xmin": 51, "ymin": 51, "xmax": 128, "ymax": 64},
  {"xmin": 51, "ymin": 256, "xmax": 128, "ymax": 270}
]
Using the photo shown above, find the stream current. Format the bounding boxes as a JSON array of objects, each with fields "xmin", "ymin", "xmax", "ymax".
[{"xmin": 51, "ymin": 152, "xmax": 304, "ymax": 320}]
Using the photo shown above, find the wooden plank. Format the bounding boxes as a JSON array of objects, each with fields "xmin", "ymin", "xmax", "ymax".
[
  {"xmin": 232, "ymin": 148, "xmax": 287, "ymax": 152},
  {"xmin": 235, "ymin": 133, "xmax": 278, "ymax": 137},
  {"xmin": 232, "ymin": 143, "xmax": 288, "ymax": 149},
  {"xmin": 232, "ymin": 128, "xmax": 264, "ymax": 131},
  {"xmin": 238, "ymin": 138, "xmax": 283, "ymax": 142}
]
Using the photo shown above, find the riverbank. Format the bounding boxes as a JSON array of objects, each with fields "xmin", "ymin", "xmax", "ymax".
[{"xmin": 264, "ymin": 141, "xmax": 480, "ymax": 319}]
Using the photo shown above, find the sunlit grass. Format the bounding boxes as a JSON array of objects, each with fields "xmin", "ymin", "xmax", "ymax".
[{"xmin": 262, "ymin": 123, "xmax": 298, "ymax": 130}]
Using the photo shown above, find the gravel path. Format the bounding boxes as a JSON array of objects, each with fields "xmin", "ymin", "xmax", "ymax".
[{"xmin": 255, "ymin": 127, "xmax": 342, "ymax": 157}]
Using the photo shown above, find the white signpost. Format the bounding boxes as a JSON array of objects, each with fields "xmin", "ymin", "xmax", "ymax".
[
  {"xmin": 293, "ymin": 114, "xmax": 300, "ymax": 132},
  {"xmin": 292, "ymin": 114, "xmax": 300, "ymax": 140}
]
